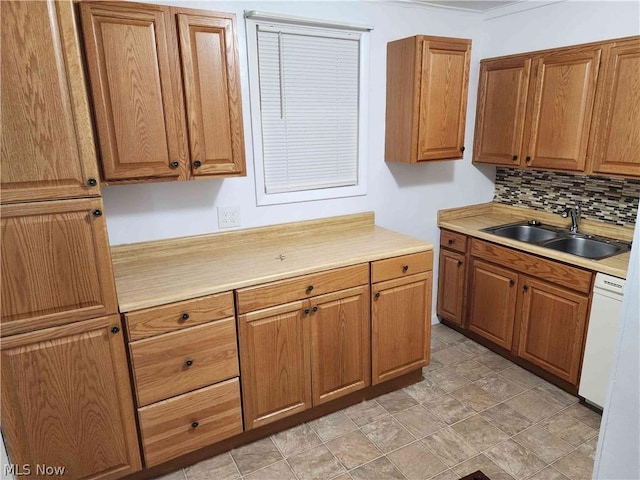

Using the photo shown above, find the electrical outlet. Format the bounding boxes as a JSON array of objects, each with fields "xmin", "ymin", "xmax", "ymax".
[{"xmin": 218, "ymin": 206, "xmax": 241, "ymax": 229}]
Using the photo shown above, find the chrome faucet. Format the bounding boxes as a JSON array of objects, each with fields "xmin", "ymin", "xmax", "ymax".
[{"xmin": 561, "ymin": 204, "xmax": 582, "ymax": 234}]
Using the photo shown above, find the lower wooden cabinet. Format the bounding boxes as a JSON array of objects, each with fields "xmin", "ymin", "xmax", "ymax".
[
  {"xmin": 437, "ymin": 249, "xmax": 466, "ymax": 326},
  {"xmin": 0, "ymin": 315, "xmax": 141, "ymax": 480},
  {"xmin": 468, "ymin": 259, "xmax": 518, "ymax": 349},
  {"xmin": 372, "ymin": 272, "xmax": 432, "ymax": 384},
  {"xmin": 517, "ymin": 277, "xmax": 589, "ymax": 384}
]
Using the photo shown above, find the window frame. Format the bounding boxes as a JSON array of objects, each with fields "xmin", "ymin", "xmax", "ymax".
[{"xmin": 245, "ymin": 14, "xmax": 370, "ymax": 206}]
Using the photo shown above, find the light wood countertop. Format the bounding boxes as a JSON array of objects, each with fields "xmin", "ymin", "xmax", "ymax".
[
  {"xmin": 111, "ymin": 213, "xmax": 433, "ymax": 312},
  {"xmin": 438, "ymin": 203, "xmax": 632, "ymax": 279}
]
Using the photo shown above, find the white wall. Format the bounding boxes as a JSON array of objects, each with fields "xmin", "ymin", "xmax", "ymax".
[{"xmin": 594, "ymin": 222, "xmax": 640, "ymax": 479}]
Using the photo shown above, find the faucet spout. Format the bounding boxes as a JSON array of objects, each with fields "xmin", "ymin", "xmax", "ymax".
[{"xmin": 561, "ymin": 204, "xmax": 581, "ymax": 234}]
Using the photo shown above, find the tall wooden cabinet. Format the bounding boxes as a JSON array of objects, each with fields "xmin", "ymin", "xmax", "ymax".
[
  {"xmin": 436, "ymin": 230, "xmax": 468, "ymax": 327},
  {"xmin": 0, "ymin": 0, "xmax": 101, "ymax": 203},
  {"xmin": 80, "ymin": 2, "xmax": 245, "ymax": 183},
  {"xmin": 385, "ymin": 35, "xmax": 471, "ymax": 163},
  {"xmin": 1, "ymin": 1, "xmax": 141, "ymax": 476},
  {"xmin": 473, "ymin": 35, "xmax": 640, "ymax": 178}
]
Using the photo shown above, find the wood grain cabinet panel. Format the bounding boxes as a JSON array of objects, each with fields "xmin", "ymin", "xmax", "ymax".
[
  {"xmin": 437, "ymin": 249, "xmax": 466, "ymax": 327},
  {"xmin": 80, "ymin": 2, "xmax": 188, "ymax": 181},
  {"xmin": 588, "ymin": 39, "xmax": 640, "ymax": 177},
  {"xmin": 517, "ymin": 278, "xmax": 589, "ymax": 384},
  {"xmin": 238, "ymin": 301, "xmax": 311, "ymax": 430},
  {"xmin": 524, "ymin": 47, "xmax": 601, "ymax": 171},
  {"xmin": 0, "ymin": 199, "xmax": 118, "ymax": 336},
  {"xmin": 372, "ymin": 272, "xmax": 431, "ymax": 384},
  {"xmin": 468, "ymin": 259, "xmax": 518, "ymax": 350},
  {"xmin": 473, "ymin": 57, "xmax": 531, "ymax": 166},
  {"xmin": 385, "ymin": 35, "xmax": 471, "ymax": 163},
  {"xmin": 1, "ymin": 0, "xmax": 101, "ymax": 203},
  {"xmin": 310, "ymin": 286, "xmax": 370, "ymax": 405},
  {"xmin": 138, "ymin": 378, "xmax": 243, "ymax": 467},
  {"xmin": 0, "ymin": 315, "xmax": 141, "ymax": 480},
  {"xmin": 177, "ymin": 12, "xmax": 245, "ymax": 177},
  {"xmin": 130, "ymin": 318, "xmax": 239, "ymax": 406}
]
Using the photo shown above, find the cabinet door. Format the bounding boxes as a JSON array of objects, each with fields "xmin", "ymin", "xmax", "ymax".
[
  {"xmin": 310, "ymin": 286, "xmax": 370, "ymax": 405},
  {"xmin": 588, "ymin": 39, "xmax": 640, "ymax": 177},
  {"xmin": 176, "ymin": 12, "xmax": 246, "ymax": 177},
  {"xmin": 437, "ymin": 249, "xmax": 466, "ymax": 326},
  {"xmin": 1, "ymin": 199, "xmax": 118, "ymax": 337},
  {"xmin": 525, "ymin": 47, "xmax": 601, "ymax": 171},
  {"xmin": 517, "ymin": 278, "xmax": 589, "ymax": 385},
  {"xmin": 418, "ymin": 38, "xmax": 471, "ymax": 161},
  {"xmin": 473, "ymin": 57, "xmax": 532, "ymax": 166},
  {"xmin": 238, "ymin": 301, "xmax": 311, "ymax": 429},
  {"xmin": 372, "ymin": 272, "xmax": 431, "ymax": 384},
  {"xmin": 1, "ymin": 316, "xmax": 141, "ymax": 479},
  {"xmin": 468, "ymin": 259, "xmax": 518, "ymax": 349},
  {"xmin": 80, "ymin": 2, "xmax": 188, "ymax": 181},
  {"xmin": 1, "ymin": 0, "xmax": 101, "ymax": 203}
]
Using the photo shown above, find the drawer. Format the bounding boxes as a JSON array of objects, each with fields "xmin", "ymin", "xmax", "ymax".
[
  {"xmin": 440, "ymin": 230, "xmax": 468, "ymax": 253},
  {"xmin": 125, "ymin": 292, "xmax": 234, "ymax": 341},
  {"xmin": 130, "ymin": 318, "xmax": 239, "ymax": 406},
  {"xmin": 236, "ymin": 263, "xmax": 369, "ymax": 314},
  {"xmin": 138, "ymin": 378, "xmax": 243, "ymax": 467},
  {"xmin": 371, "ymin": 251, "xmax": 433, "ymax": 284}
]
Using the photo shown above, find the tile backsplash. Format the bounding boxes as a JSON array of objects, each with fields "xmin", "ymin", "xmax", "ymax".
[{"xmin": 494, "ymin": 168, "xmax": 640, "ymax": 227}]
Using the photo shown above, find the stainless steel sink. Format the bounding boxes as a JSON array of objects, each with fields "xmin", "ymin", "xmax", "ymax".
[
  {"xmin": 481, "ymin": 221, "xmax": 630, "ymax": 260},
  {"xmin": 490, "ymin": 225, "xmax": 560, "ymax": 243},
  {"xmin": 543, "ymin": 237, "xmax": 623, "ymax": 260}
]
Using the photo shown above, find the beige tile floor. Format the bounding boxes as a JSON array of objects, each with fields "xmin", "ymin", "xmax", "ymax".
[{"xmin": 157, "ymin": 324, "xmax": 600, "ymax": 480}]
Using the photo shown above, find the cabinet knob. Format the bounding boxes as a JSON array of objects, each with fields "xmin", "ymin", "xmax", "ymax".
[
  {"xmin": 185, "ymin": 359, "xmax": 194, "ymax": 367},
  {"xmin": 525, "ymin": 156, "xmax": 531, "ymax": 163},
  {"xmin": 523, "ymin": 284, "xmax": 529, "ymax": 291},
  {"xmin": 170, "ymin": 161, "xmax": 179, "ymax": 169},
  {"xmin": 87, "ymin": 178, "xmax": 98, "ymax": 187},
  {"xmin": 512, "ymin": 155, "xmax": 518, "ymax": 161},
  {"xmin": 181, "ymin": 313, "xmax": 190, "ymax": 321},
  {"xmin": 193, "ymin": 160, "xmax": 202, "ymax": 168},
  {"xmin": 111, "ymin": 326, "xmax": 120, "ymax": 334},
  {"xmin": 312, "ymin": 306, "xmax": 318, "ymax": 313},
  {"xmin": 509, "ymin": 279, "xmax": 515, "ymax": 286},
  {"xmin": 457, "ymin": 260, "xmax": 462, "ymax": 267},
  {"xmin": 448, "ymin": 239, "xmax": 454, "ymax": 245},
  {"xmin": 92, "ymin": 209, "xmax": 102, "ymax": 217},
  {"xmin": 303, "ymin": 308, "xmax": 311, "ymax": 316},
  {"xmin": 191, "ymin": 421, "xmax": 199, "ymax": 429},
  {"xmin": 306, "ymin": 285, "xmax": 314, "ymax": 293},
  {"xmin": 374, "ymin": 292, "xmax": 381, "ymax": 300},
  {"xmin": 460, "ymin": 146, "xmax": 466, "ymax": 153},
  {"xmin": 402, "ymin": 265, "xmax": 409, "ymax": 272}
]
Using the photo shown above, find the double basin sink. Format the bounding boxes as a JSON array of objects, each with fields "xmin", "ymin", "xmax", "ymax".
[{"xmin": 482, "ymin": 221, "xmax": 631, "ymax": 260}]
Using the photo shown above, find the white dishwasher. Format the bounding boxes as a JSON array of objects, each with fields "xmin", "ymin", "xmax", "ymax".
[{"xmin": 579, "ymin": 272, "xmax": 626, "ymax": 409}]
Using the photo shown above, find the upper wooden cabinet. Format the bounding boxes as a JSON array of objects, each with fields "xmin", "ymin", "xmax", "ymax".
[
  {"xmin": 1, "ymin": 0, "xmax": 101, "ymax": 204},
  {"xmin": 526, "ymin": 46, "xmax": 601, "ymax": 171},
  {"xmin": 588, "ymin": 38, "xmax": 640, "ymax": 177},
  {"xmin": 79, "ymin": 2, "xmax": 245, "ymax": 183},
  {"xmin": 474, "ymin": 35, "xmax": 640, "ymax": 178},
  {"xmin": 1, "ymin": 315, "xmax": 141, "ymax": 480},
  {"xmin": 385, "ymin": 35, "xmax": 471, "ymax": 163},
  {"xmin": 1, "ymin": 198, "xmax": 118, "ymax": 337}
]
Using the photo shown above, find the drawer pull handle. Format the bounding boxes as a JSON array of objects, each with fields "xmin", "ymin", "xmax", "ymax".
[
  {"xmin": 448, "ymin": 239, "xmax": 454, "ymax": 245},
  {"xmin": 111, "ymin": 326, "xmax": 120, "ymax": 334},
  {"xmin": 181, "ymin": 313, "xmax": 190, "ymax": 321},
  {"xmin": 303, "ymin": 308, "xmax": 310, "ymax": 316},
  {"xmin": 185, "ymin": 359, "xmax": 194, "ymax": 367},
  {"xmin": 402, "ymin": 265, "xmax": 409, "ymax": 272},
  {"xmin": 191, "ymin": 421, "xmax": 199, "ymax": 429},
  {"xmin": 457, "ymin": 260, "xmax": 462, "ymax": 267},
  {"xmin": 312, "ymin": 306, "xmax": 318, "ymax": 313},
  {"xmin": 374, "ymin": 292, "xmax": 381, "ymax": 300},
  {"xmin": 306, "ymin": 285, "xmax": 314, "ymax": 293}
]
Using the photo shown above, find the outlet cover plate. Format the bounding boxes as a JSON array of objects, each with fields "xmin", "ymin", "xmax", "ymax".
[{"xmin": 218, "ymin": 206, "xmax": 241, "ymax": 229}]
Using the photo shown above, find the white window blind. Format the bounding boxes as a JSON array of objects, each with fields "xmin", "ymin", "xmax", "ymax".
[{"xmin": 256, "ymin": 25, "xmax": 361, "ymax": 194}]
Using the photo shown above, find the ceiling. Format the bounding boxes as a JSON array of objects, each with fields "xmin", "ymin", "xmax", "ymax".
[{"xmin": 413, "ymin": 0, "xmax": 523, "ymax": 12}]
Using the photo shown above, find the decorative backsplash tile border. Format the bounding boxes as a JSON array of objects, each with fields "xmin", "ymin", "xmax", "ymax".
[{"xmin": 494, "ymin": 168, "xmax": 640, "ymax": 227}]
